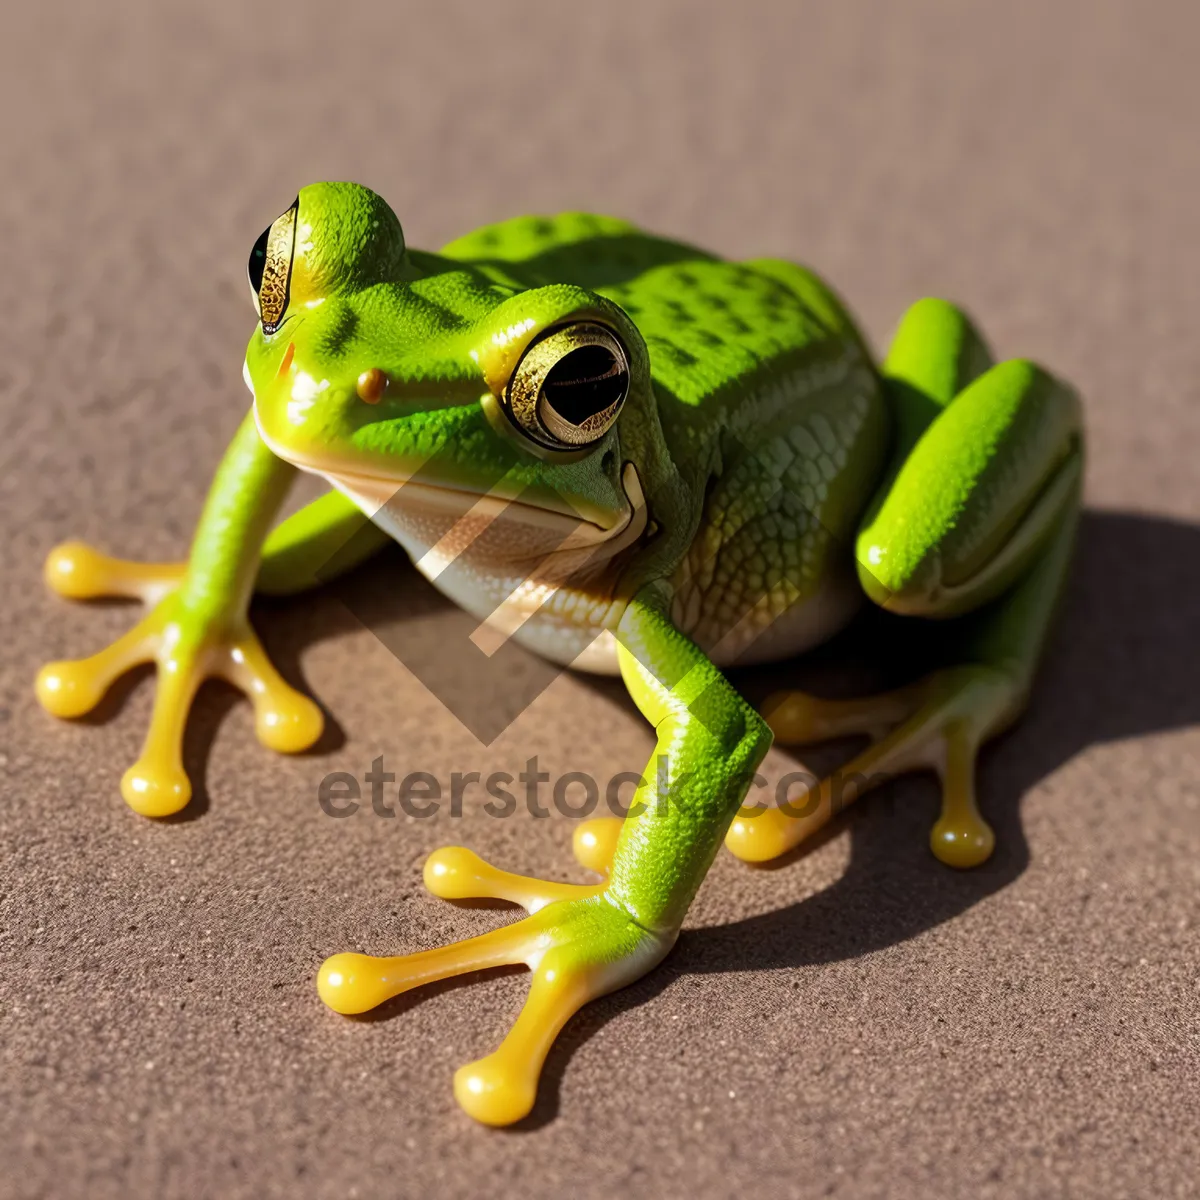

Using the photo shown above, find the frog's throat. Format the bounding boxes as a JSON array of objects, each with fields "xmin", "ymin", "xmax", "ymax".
[
  {"xmin": 253, "ymin": 404, "xmax": 647, "ymax": 557},
  {"xmin": 323, "ymin": 461, "xmax": 644, "ymax": 553}
]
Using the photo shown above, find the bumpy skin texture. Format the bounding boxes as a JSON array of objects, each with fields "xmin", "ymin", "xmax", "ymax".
[
  {"xmin": 36, "ymin": 182, "xmax": 1083, "ymax": 1125},
  {"xmin": 440, "ymin": 212, "xmax": 895, "ymax": 667}
]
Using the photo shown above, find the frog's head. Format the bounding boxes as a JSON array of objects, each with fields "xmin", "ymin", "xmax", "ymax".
[{"xmin": 245, "ymin": 182, "xmax": 656, "ymax": 579}]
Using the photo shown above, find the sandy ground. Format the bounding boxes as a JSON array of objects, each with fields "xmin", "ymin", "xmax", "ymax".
[{"xmin": 1, "ymin": 2, "xmax": 1198, "ymax": 1197}]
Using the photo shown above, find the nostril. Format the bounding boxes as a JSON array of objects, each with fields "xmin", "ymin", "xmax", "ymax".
[{"xmin": 356, "ymin": 367, "xmax": 388, "ymax": 404}]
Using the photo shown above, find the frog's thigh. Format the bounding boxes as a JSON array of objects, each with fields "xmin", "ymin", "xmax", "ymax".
[
  {"xmin": 255, "ymin": 490, "xmax": 391, "ymax": 595},
  {"xmin": 730, "ymin": 354, "xmax": 1084, "ymax": 870},
  {"xmin": 881, "ymin": 296, "xmax": 994, "ymax": 418},
  {"xmin": 857, "ymin": 357, "xmax": 1082, "ymax": 619}
]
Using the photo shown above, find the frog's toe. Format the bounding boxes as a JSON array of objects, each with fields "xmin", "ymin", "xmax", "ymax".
[
  {"xmin": 123, "ymin": 614, "xmax": 323, "ymax": 816},
  {"xmin": 43, "ymin": 540, "xmax": 186, "ymax": 604},
  {"xmin": 213, "ymin": 633, "xmax": 324, "ymax": 754},
  {"xmin": 725, "ymin": 806, "xmax": 800, "ymax": 864},
  {"xmin": 317, "ymin": 920, "xmax": 592, "ymax": 1125},
  {"xmin": 930, "ymin": 808, "xmax": 995, "ymax": 869},
  {"xmin": 728, "ymin": 666, "xmax": 1016, "ymax": 868},
  {"xmin": 761, "ymin": 683, "xmax": 923, "ymax": 745},
  {"xmin": 121, "ymin": 761, "xmax": 191, "ymax": 818},
  {"xmin": 315, "ymin": 918, "xmax": 534, "ymax": 1017},
  {"xmin": 451, "ymin": 946, "xmax": 599, "ymax": 1126},
  {"xmin": 37, "ymin": 583, "xmax": 322, "ymax": 815},
  {"xmin": 454, "ymin": 1047, "xmax": 539, "ymax": 1127},
  {"xmin": 37, "ymin": 658, "xmax": 126, "ymax": 719},
  {"xmin": 35, "ymin": 620, "xmax": 157, "ymax": 718},
  {"xmin": 571, "ymin": 816, "xmax": 624, "ymax": 875},
  {"xmin": 423, "ymin": 845, "xmax": 604, "ymax": 912},
  {"xmin": 319, "ymin": 843, "xmax": 672, "ymax": 1125}
]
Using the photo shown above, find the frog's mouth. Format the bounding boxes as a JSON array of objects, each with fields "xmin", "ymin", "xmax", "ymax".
[{"xmin": 254, "ymin": 408, "xmax": 647, "ymax": 568}]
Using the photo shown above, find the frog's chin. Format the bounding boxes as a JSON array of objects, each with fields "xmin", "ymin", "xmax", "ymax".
[
  {"xmin": 323, "ymin": 459, "xmax": 643, "ymax": 554},
  {"xmin": 254, "ymin": 409, "xmax": 646, "ymax": 567}
]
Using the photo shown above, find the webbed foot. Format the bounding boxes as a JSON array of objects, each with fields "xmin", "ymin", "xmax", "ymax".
[
  {"xmin": 726, "ymin": 666, "xmax": 1022, "ymax": 868},
  {"xmin": 317, "ymin": 817, "xmax": 671, "ymax": 1126},
  {"xmin": 36, "ymin": 541, "xmax": 322, "ymax": 816}
]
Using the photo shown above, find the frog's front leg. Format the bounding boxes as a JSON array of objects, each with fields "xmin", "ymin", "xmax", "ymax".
[
  {"xmin": 317, "ymin": 583, "xmax": 772, "ymax": 1126},
  {"xmin": 727, "ymin": 298, "xmax": 1083, "ymax": 869},
  {"xmin": 35, "ymin": 412, "xmax": 386, "ymax": 816}
]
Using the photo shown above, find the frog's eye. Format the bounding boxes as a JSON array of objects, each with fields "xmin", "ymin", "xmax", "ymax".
[
  {"xmin": 503, "ymin": 323, "xmax": 630, "ymax": 451},
  {"xmin": 247, "ymin": 197, "xmax": 299, "ymax": 335}
]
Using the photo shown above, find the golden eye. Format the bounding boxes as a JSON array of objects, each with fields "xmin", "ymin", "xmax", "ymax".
[
  {"xmin": 247, "ymin": 198, "xmax": 299, "ymax": 335},
  {"xmin": 503, "ymin": 323, "xmax": 630, "ymax": 450}
]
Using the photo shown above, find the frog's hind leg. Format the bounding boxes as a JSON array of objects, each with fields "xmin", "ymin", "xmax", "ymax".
[{"xmin": 726, "ymin": 298, "xmax": 1083, "ymax": 869}]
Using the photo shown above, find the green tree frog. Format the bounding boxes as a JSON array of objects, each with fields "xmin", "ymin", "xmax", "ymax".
[{"xmin": 36, "ymin": 183, "xmax": 1083, "ymax": 1125}]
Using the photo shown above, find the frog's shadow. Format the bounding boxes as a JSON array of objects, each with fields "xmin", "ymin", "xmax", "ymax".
[
  {"xmin": 585, "ymin": 505, "xmax": 1197, "ymax": 949},
  {"xmin": 500, "ymin": 507, "xmax": 1196, "ymax": 1124},
  {"xmin": 266, "ymin": 507, "xmax": 1196, "ymax": 1127}
]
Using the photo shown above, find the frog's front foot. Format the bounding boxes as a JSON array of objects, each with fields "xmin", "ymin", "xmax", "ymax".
[
  {"xmin": 317, "ymin": 817, "xmax": 672, "ymax": 1126},
  {"xmin": 725, "ymin": 666, "xmax": 1024, "ymax": 869},
  {"xmin": 36, "ymin": 540, "xmax": 322, "ymax": 817}
]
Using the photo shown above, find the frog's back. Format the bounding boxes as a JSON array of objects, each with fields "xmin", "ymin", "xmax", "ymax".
[
  {"xmin": 442, "ymin": 213, "xmax": 890, "ymax": 665},
  {"xmin": 440, "ymin": 213, "xmax": 865, "ymax": 417}
]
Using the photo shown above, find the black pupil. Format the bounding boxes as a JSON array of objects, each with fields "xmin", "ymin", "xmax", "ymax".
[
  {"xmin": 247, "ymin": 225, "xmax": 270, "ymax": 293},
  {"xmin": 541, "ymin": 345, "xmax": 628, "ymax": 425}
]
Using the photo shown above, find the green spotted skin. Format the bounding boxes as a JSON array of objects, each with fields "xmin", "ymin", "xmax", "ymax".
[
  {"xmin": 442, "ymin": 213, "xmax": 890, "ymax": 659},
  {"xmin": 436, "ymin": 213, "xmax": 900, "ymax": 923}
]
